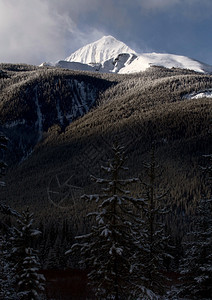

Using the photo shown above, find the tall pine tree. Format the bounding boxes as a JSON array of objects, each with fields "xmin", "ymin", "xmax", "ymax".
[
  {"xmin": 0, "ymin": 133, "xmax": 17, "ymax": 222},
  {"xmin": 179, "ymin": 154, "xmax": 212, "ymax": 299},
  {"xmin": 0, "ymin": 132, "xmax": 19, "ymax": 299},
  {"xmin": 138, "ymin": 145, "xmax": 171, "ymax": 296},
  {"xmin": 0, "ymin": 133, "xmax": 7, "ymax": 188},
  {"xmin": 11, "ymin": 207, "xmax": 45, "ymax": 300},
  {"xmin": 0, "ymin": 234, "xmax": 17, "ymax": 299},
  {"xmin": 69, "ymin": 142, "xmax": 147, "ymax": 299}
]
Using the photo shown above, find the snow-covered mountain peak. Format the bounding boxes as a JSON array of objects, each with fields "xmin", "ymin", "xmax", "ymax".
[
  {"xmin": 65, "ymin": 35, "xmax": 136, "ymax": 64},
  {"xmin": 40, "ymin": 35, "xmax": 212, "ymax": 74}
]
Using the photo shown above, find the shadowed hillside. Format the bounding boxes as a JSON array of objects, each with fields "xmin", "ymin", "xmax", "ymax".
[{"xmin": 0, "ymin": 65, "xmax": 211, "ymax": 239}]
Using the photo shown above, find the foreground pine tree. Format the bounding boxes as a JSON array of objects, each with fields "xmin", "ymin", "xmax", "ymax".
[
  {"xmin": 179, "ymin": 197, "xmax": 212, "ymax": 299},
  {"xmin": 11, "ymin": 207, "xmax": 45, "ymax": 299},
  {"xmin": 1, "ymin": 134, "xmax": 45, "ymax": 299},
  {"xmin": 138, "ymin": 146, "xmax": 171, "ymax": 296},
  {"xmin": 0, "ymin": 133, "xmax": 7, "ymax": 188},
  {"xmin": 0, "ymin": 133, "xmax": 17, "ymax": 226},
  {"xmin": 0, "ymin": 132, "xmax": 19, "ymax": 299},
  {"xmin": 69, "ymin": 142, "xmax": 148, "ymax": 299},
  {"xmin": 0, "ymin": 235, "xmax": 17, "ymax": 299},
  {"xmin": 179, "ymin": 155, "xmax": 212, "ymax": 299}
]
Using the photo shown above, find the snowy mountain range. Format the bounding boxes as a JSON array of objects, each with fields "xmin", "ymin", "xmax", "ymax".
[{"xmin": 41, "ymin": 35, "xmax": 212, "ymax": 74}]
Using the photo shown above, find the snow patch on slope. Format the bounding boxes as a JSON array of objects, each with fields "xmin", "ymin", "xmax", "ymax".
[
  {"xmin": 183, "ymin": 89, "xmax": 212, "ymax": 99},
  {"xmin": 55, "ymin": 60, "xmax": 94, "ymax": 72},
  {"xmin": 4, "ymin": 119, "xmax": 26, "ymax": 128}
]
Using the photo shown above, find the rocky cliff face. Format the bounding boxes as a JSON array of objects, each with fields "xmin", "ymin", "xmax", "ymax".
[{"xmin": 0, "ymin": 64, "xmax": 115, "ymax": 162}]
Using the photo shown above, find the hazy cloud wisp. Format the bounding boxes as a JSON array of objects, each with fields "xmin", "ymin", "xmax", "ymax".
[
  {"xmin": 0, "ymin": 0, "xmax": 74, "ymax": 64},
  {"xmin": 0, "ymin": 0, "xmax": 105, "ymax": 64}
]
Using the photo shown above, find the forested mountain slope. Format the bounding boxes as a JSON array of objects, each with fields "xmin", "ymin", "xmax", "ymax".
[{"xmin": 0, "ymin": 64, "xmax": 211, "ymax": 238}]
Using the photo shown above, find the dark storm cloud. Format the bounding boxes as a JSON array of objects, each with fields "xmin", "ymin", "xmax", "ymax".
[{"xmin": 0, "ymin": 0, "xmax": 211, "ymax": 65}]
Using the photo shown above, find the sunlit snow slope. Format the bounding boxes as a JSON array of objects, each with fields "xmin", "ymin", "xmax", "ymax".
[
  {"xmin": 119, "ymin": 52, "xmax": 212, "ymax": 74},
  {"xmin": 65, "ymin": 35, "xmax": 136, "ymax": 64}
]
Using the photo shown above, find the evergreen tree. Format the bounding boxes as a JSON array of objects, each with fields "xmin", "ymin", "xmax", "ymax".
[
  {"xmin": 0, "ymin": 234, "xmax": 17, "ymax": 299},
  {"xmin": 0, "ymin": 133, "xmax": 17, "ymax": 225},
  {"xmin": 0, "ymin": 132, "xmax": 18, "ymax": 226},
  {"xmin": 69, "ymin": 142, "xmax": 147, "ymax": 299},
  {"xmin": 0, "ymin": 133, "xmax": 7, "ymax": 187},
  {"xmin": 138, "ymin": 145, "xmax": 171, "ymax": 296},
  {"xmin": 179, "ymin": 155, "xmax": 212, "ymax": 299},
  {"xmin": 17, "ymin": 247, "xmax": 45, "ymax": 300},
  {"xmin": 0, "ymin": 132, "xmax": 19, "ymax": 298},
  {"xmin": 179, "ymin": 198, "xmax": 212, "ymax": 299},
  {"xmin": 11, "ymin": 207, "xmax": 45, "ymax": 299}
]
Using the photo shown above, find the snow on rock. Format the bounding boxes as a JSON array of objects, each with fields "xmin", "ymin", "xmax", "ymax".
[
  {"xmin": 113, "ymin": 53, "xmax": 137, "ymax": 73},
  {"xmin": 64, "ymin": 79, "xmax": 96, "ymax": 122},
  {"xmin": 39, "ymin": 62, "xmax": 53, "ymax": 67},
  {"xmin": 65, "ymin": 35, "xmax": 136, "ymax": 64},
  {"xmin": 100, "ymin": 53, "xmax": 137, "ymax": 73},
  {"xmin": 183, "ymin": 89, "xmax": 212, "ymax": 99},
  {"xmin": 4, "ymin": 119, "xmax": 26, "ymax": 128}
]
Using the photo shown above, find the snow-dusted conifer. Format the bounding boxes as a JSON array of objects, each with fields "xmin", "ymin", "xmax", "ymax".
[
  {"xmin": 0, "ymin": 133, "xmax": 7, "ymax": 187},
  {"xmin": 179, "ymin": 197, "xmax": 212, "ymax": 299},
  {"xmin": 0, "ymin": 133, "xmax": 18, "ymax": 228},
  {"xmin": 138, "ymin": 145, "xmax": 170, "ymax": 296},
  {"xmin": 11, "ymin": 207, "xmax": 45, "ymax": 299},
  {"xmin": 0, "ymin": 133, "xmax": 19, "ymax": 298},
  {"xmin": 179, "ymin": 155, "xmax": 212, "ymax": 299},
  {"xmin": 70, "ymin": 142, "xmax": 145, "ymax": 299},
  {"xmin": 0, "ymin": 133, "xmax": 17, "ymax": 225},
  {"xmin": 17, "ymin": 247, "xmax": 45, "ymax": 300},
  {"xmin": 0, "ymin": 235, "xmax": 17, "ymax": 299}
]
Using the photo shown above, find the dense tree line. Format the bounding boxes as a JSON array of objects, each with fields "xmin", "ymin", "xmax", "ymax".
[
  {"xmin": 0, "ymin": 133, "xmax": 45, "ymax": 299},
  {"xmin": 66, "ymin": 143, "xmax": 211, "ymax": 299},
  {"xmin": 1, "ymin": 133, "xmax": 211, "ymax": 298}
]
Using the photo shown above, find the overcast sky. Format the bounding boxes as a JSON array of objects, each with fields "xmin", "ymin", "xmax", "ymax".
[{"xmin": 0, "ymin": 0, "xmax": 212, "ymax": 65}]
